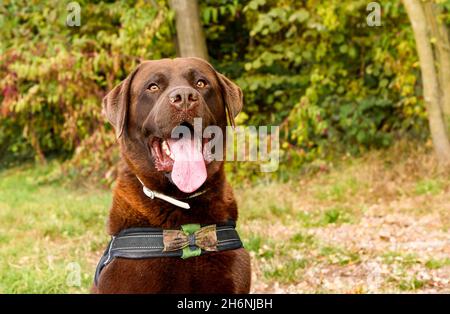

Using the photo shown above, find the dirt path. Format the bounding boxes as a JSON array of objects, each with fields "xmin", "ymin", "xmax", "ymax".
[{"xmin": 239, "ymin": 147, "xmax": 450, "ymax": 293}]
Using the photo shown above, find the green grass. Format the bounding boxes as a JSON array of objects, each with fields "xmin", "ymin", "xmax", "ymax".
[
  {"xmin": 319, "ymin": 246, "xmax": 360, "ymax": 266},
  {"xmin": 290, "ymin": 232, "xmax": 315, "ymax": 245},
  {"xmin": 414, "ymin": 179, "xmax": 443, "ymax": 196},
  {"xmin": 398, "ymin": 277, "xmax": 427, "ymax": 291},
  {"xmin": 264, "ymin": 259, "xmax": 308, "ymax": 283},
  {"xmin": 314, "ymin": 176, "xmax": 363, "ymax": 202},
  {"xmin": 382, "ymin": 252, "xmax": 421, "ymax": 266},
  {"xmin": 296, "ymin": 206, "xmax": 356, "ymax": 227},
  {"xmin": 0, "ymin": 163, "xmax": 110, "ymax": 293},
  {"xmin": 425, "ymin": 258, "xmax": 450, "ymax": 270},
  {"xmin": 243, "ymin": 234, "xmax": 263, "ymax": 253}
]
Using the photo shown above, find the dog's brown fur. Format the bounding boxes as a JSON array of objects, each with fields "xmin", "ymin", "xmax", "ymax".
[{"xmin": 92, "ymin": 58, "xmax": 251, "ymax": 294}]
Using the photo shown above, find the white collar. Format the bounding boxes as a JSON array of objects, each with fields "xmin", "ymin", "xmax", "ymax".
[{"xmin": 136, "ymin": 176, "xmax": 208, "ymax": 209}]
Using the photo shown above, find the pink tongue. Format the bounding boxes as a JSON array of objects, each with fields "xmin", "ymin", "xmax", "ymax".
[{"xmin": 168, "ymin": 136, "xmax": 207, "ymax": 193}]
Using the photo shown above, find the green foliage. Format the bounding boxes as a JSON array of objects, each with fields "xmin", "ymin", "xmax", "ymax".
[
  {"xmin": 0, "ymin": 0, "xmax": 175, "ymax": 168},
  {"xmin": 1, "ymin": 0, "xmax": 444, "ymax": 181},
  {"xmin": 198, "ymin": 0, "xmax": 435, "ymax": 180},
  {"xmin": 236, "ymin": 0, "xmax": 427, "ymax": 161}
]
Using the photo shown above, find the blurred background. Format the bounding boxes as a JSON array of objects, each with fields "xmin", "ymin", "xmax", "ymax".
[{"xmin": 0, "ymin": 0, "xmax": 449, "ymax": 293}]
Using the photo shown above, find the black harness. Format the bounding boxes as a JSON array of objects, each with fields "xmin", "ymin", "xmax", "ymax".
[{"xmin": 94, "ymin": 221, "xmax": 243, "ymax": 285}]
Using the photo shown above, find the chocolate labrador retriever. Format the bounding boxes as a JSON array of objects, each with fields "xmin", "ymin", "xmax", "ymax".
[{"xmin": 92, "ymin": 58, "xmax": 251, "ymax": 293}]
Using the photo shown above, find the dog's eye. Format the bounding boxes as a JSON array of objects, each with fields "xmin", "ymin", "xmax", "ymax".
[
  {"xmin": 148, "ymin": 83, "xmax": 160, "ymax": 92},
  {"xmin": 196, "ymin": 80, "xmax": 207, "ymax": 88}
]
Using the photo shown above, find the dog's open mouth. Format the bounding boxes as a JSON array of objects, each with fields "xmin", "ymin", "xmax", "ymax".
[{"xmin": 149, "ymin": 123, "xmax": 213, "ymax": 193}]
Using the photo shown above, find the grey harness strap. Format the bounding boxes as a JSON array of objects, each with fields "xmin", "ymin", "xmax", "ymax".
[{"xmin": 94, "ymin": 221, "xmax": 243, "ymax": 285}]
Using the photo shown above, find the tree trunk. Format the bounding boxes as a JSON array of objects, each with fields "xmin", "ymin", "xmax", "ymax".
[
  {"xmin": 27, "ymin": 121, "xmax": 47, "ymax": 165},
  {"xmin": 403, "ymin": 0, "xmax": 450, "ymax": 164},
  {"xmin": 423, "ymin": 1, "xmax": 450, "ymax": 132},
  {"xmin": 169, "ymin": 0, "xmax": 209, "ymax": 61}
]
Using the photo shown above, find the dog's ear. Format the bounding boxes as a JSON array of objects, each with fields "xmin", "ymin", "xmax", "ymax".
[
  {"xmin": 102, "ymin": 66, "xmax": 140, "ymax": 138},
  {"xmin": 216, "ymin": 73, "xmax": 243, "ymax": 128}
]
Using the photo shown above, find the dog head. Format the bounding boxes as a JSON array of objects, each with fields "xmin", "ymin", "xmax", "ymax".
[{"xmin": 102, "ymin": 57, "xmax": 243, "ymax": 193}]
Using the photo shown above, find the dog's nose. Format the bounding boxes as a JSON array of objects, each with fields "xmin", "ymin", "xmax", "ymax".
[{"xmin": 168, "ymin": 87, "xmax": 199, "ymax": 111}]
